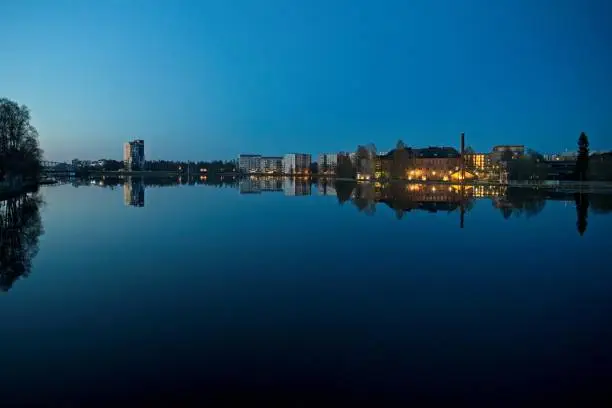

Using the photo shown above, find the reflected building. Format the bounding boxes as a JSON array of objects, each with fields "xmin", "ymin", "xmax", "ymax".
[
  {"xmin": 123, "ymin": 177, "xmax": 145, "ymax": 207},
  {"xmin": 261, "ymin": 177, "xmax": 283, "ymax": 192},
  {"xmin": 375, "ymin": 183, "xmax": 473, "ymax": 215},
  {"xmin": 239, "ymin": 177, "xmax": 261, "ymax": 194},
  {"xmin": 239, "ymin": 177, "xmax": 284, "ymax": 194},
  {"xmin": 283, "ymin": 178, "xmax": 311, "ymax": 196},
  {"xmin": 318, "ymin": 182, "xmax": 337, "ymax": 196}
]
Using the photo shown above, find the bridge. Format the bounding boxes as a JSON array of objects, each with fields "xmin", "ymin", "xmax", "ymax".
[{"xmin": 41, "ymin": 161, "xmax": 76, "ymax": 174}]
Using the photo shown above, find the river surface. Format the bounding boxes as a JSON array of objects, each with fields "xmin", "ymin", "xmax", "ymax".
[{"xmin": 1, "ymin": 177, "xmax": 611, "ymax": 405}]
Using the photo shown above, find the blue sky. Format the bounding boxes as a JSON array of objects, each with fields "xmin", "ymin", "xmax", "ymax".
[{"xmin": 1, "ymin": 0, "xmax": 611, "ymax": 161}]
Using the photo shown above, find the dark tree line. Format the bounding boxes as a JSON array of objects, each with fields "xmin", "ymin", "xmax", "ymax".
[{"xmin": 0, "ymin": 98, "xmax": 44, "ymax": 185}]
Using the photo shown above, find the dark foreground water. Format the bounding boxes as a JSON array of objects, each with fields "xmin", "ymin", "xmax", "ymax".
[{"xmin": 1, "ymin": 177, "xmax": 611, "ymax": 406}]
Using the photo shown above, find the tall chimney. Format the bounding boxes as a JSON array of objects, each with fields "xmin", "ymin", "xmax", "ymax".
[{"xmin": 460, "ymin": 132, "xmax": 465, "ymax": 182}]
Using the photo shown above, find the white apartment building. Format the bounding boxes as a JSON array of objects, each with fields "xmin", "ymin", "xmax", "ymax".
[
  {"xmin": 317, "ymin": 153, "xmax": 338, "ymax": 174},
  {"xmin": 282, "ymin": 153, "xmax": 311, "ymax": 174},
  {"xmin": 260, "ymin": 156, "xmax": 283, "ymax": 174},
  {"xmin": 238, "ymin": 154, "xmax": 261, "ymax": 173}
]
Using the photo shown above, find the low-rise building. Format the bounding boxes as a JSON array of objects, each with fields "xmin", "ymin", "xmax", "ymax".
[
  {"xmin": 544, "ymin": 151, "xmax": 578, "ymax": 161},
  {"xmin": 238, "ymin": 154, "xmax": 261, "ymax": 173},
  {"xmin": 408, "ymin": 147, "xmax": 462, "ymax": 181},
  {"xmin": 282, "ymin": 153, "xmax": 311, "ymax": 175},
  {"xmin": 490, "ymin": 145, "xmax": 525, "ymax": 163}
]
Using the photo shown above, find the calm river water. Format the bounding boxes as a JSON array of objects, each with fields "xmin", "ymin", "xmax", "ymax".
[{"xmin": 1, "ymin": 177, "xmax": 611, "ymax": 406}]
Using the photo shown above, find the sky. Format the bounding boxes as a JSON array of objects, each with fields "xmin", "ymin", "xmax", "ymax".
[{"xmin": 1, "ymin": 0, "xmax": 611, "ymax": 162}]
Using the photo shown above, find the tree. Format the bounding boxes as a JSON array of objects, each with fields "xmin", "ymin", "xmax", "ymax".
[
  {"xmin": 588, "ymin": 152, "xmax": 612, "ymax": 181},
  {"xmin": 355, "ymin": 144, "xmax": 376, "ymax": 176},
  {"xmin": 396, "ymin": 140, "xmax": 406, "ymax": 150},
  {"xmin": 334, "ymin": 181, "xmax": 356, "ymax": 205},
  {"xmin": 506, "ymin": 156, "xmax": 549, "ymax": 181},
  {"xmin": 336, "ymin": 154, "xmax": 356, "ymax": 179},
  {"xmin": 0, "ymin": 193, "xmax": 44, "ymax": 291},
  {"xmin": 575, "ymin": 131, "xmax": 590, "ymax": 181},
  {"xmin": 0, "ymin": 98, "xmax": 43, "ymax": 183},
  {"xmin": 574, "ymin": 192, "xmax": 589, "ymax": 236},
  {"xmin": 391, "ymin": 148, "xmax": 413, "ymax": 179},
  {"xmin": 526, "ymin": 148, "xmax": 545, "ymax": 162},
  {"xmin": 309, "ymin": 162, "xmax": 318, "ymax": 174}
]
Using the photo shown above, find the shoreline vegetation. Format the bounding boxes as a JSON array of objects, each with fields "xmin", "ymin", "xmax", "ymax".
[
  {"xmin": 3, "ymin": 97, "xmax": 612, "ymax": 198},
  {"xmin": 0, "ymin": 98, "xmax": 43, "ymax": 197}
]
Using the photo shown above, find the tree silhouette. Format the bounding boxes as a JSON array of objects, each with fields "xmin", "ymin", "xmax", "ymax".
[
  {"xmin": 0, "ymin": 193, "xmax": 44, "ymax": 291},
  {"xmin": 575, "ymin": 132, "xmax": 590, "ymax": 181},
  {"xmin": 336, "ymin": 154, "xmax": 356, "ymax": 179},
  {"xmin": 334, "ymin": 181, "xmax": 355, "ymax": 205},
  {"xmin": 574, "ymin": 192, "xmax": 589, "ymax": 236},
  {"xmin": 0, "ymin": 98, "xmax": 44, "ymax": 183}
]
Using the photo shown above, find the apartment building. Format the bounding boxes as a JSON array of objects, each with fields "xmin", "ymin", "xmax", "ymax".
[
  {"xmin": 318, "ymin": 153, "xmax": 338, "ymax": 174},
  {"xmin": 238, "ymin": 154, "xmax": 261, "ymax": 173},
  {"xmin": 260, "ymin": 156, "xmax": 283, "ymax": 174},
  {"xmin": 282, "ymin": 153, "xmax": 311, "ymax": 174}
]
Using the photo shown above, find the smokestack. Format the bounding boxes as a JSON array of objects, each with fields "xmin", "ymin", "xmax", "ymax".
[{"xmin": 460, "ymin": 132, "xmax": 465, "ymax": 182}]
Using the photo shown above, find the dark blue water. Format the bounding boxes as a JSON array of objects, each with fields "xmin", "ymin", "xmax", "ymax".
[{"xmin": 1, "ymin": 179, "xmax": 611, "ymax": 406}]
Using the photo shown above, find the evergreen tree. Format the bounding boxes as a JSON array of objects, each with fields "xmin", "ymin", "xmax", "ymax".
[
  {"xmin": 575, "ymin": 131, "xmax": 590, "ymax": 180},
  {"xmin": 575, "ymin": 192, "xmax": 589, "ymax": 236}
]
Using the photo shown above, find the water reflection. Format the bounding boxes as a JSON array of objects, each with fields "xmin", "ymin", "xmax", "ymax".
[
  {"xmin": 64, "ymin": 176, "xmax": 612, "ymax": 235},
  {"xmin": 239, "ymin": 177, "xmax": 284, "ymax": 194},
  {"xmin": 0, "ymin": 192, "xmax": 44, "ymax": 291},
  {"xmin": 123, "ymin": 177, "xmax": 145, "ymax": 207}
]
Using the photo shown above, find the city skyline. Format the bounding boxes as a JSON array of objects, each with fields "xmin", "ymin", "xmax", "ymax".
[{"xmin": 2, "ymin": 0, "xmax": 611, "ymax": 162}]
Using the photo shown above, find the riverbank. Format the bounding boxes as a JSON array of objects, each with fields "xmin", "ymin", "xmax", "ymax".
[
  {"xmin": 0, "ymin": 183, "xmax": 39, "ymax": 201},
  {"xmin": 84, "ymin": 170, "xmax": 180, "ymax": 177}
]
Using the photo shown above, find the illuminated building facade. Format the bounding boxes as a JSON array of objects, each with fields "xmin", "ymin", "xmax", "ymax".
[
  {"xmin": 463, "ymin": 153, "xmax": 488, "ymax": 170},
  {"xmin": 490, "ymin": 145, "xmax": 525, "ymax": 162},
  {"xmin": 260, "ymin": 157, "xmax": 283, "ymax": 174},
  {"xmin": 123, "ymin": 139, "xmax": 145, "ymax": 171},
  {"xmin": 407, "ymin": 147, "xmax": 462, "ymax": 181},
  {"xmin": 318, "ymin": 153, "xmax": 338, "ymax": 174},
  {"xmin": 238, "ymin": 154, "xmax": 261, "ymax": 173},
  {"xmin": 283, "ymin": 153, "xmax": 311, "ymax": 175},
  {"xmin": 123, "ymin": 177, "xmax": 145, "ymax": 207}
]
